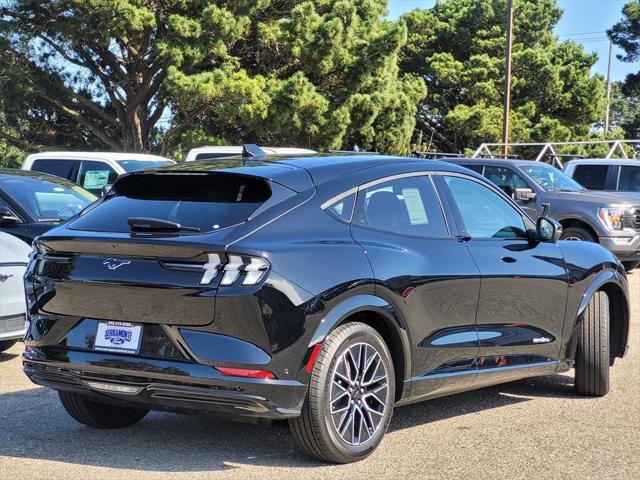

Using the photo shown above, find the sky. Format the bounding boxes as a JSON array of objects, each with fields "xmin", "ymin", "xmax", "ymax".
[{"xmin": 387, "ymin": 0, "xmax": 638, "ymax": 82}]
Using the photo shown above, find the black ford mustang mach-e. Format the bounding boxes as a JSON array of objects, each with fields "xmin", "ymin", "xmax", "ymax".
[{"xmin": 23, "ymin": 151, "xmax": 630, "ymax": 463}]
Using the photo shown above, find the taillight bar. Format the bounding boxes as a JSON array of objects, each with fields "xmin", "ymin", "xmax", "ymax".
[{"xmin": 161, "ymin": 253, "xmax": 269, "ymax": 287}]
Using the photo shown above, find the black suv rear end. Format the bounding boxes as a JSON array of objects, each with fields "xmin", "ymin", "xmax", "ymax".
[{"xmin": 23, "ymin": 167, "xmax": 314, "ymax": 418}]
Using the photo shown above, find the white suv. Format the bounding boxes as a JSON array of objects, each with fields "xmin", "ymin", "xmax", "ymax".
[
  {"xmin": 22, "ymin": 152, "xmax": 175, "ymax": 196},
  {"xmin": 0, "ymin": 232, "xmax": 31, "ymax": 352},
  {"xmin": 184, "ymin": 146, "xmax": 316, "ymax": 162}
]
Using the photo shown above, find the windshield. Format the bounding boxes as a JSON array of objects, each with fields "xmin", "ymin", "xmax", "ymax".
[
  {"xmin": 520, "ymin": 164, "xmax": 586, "ymax": 192},
  {"xmin": 116, "ymin": 160, "xmax": 174, "ymax": 172},
  {"xmin": 1, "ymin": 176, "xmax": 96, "ymax": 221}
]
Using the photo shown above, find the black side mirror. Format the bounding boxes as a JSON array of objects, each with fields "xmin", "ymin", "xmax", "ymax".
[
  {"xmin": 0, "ymin": 206, "xmax": 21, "ymax": 226},
  {"xmin": 514, "ymin": 188, "xmax": 536, "ymax": 201},
  {"xmin": 537, "ymin": 217, "xmax": 562, "ymax": 243}
]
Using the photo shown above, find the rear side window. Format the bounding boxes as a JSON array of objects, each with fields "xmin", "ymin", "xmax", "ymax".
[
  {"xmin": 195, "ymin": 152, "xmax": 238, "ymax": 161},
  {"xmin": 70, "ymin": 173, "xmax": 271, "ymax": 233},
  {"xmin": 618, "ymin": 166, "xmax": 640, "ymax": 192},
  {"xmin": 78, "ymin": 161, "xmax": 119, "ymax": 195},
  {"xmin": 572, "ymin": 165, "xmax": 608, "ymax": 190},
  {"xmin": 30, "ymin": 159, "xmax": 79, "ymax": 181},
  {"xmin": 460, "ymin": 164, "xmax": 484, "ymax": 174},
  {"xmin": 353, "ymin": 176, "xmax": 448, "ymax": 237}
]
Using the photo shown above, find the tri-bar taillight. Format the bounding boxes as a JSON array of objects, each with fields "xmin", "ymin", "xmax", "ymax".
[{"xmin": 162, "ymin": 253, "xmax": 270, "ymax": 287}]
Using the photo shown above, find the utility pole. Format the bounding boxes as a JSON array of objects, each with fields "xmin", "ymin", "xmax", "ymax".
[
  {"xmin": 604, "ymin": 40, "xmax": 613, "ymax": 133},
  {"xmin": 502, "ymin": 0, "xmax": 514, "ymax": 158}
]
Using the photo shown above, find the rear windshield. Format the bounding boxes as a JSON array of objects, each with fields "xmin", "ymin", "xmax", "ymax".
[
  {"xmin": 69, "ymin": 173, "xmax": 271, "ymax": 233},
  {"xmin": 116, "ymin": 160, "xmax": 174, "ymax": 172}
]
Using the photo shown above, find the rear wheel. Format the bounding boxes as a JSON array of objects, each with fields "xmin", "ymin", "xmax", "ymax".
[
  {"xmin": 574, "ymin": 291, "xmax": 610, "ymax": 397},
  {"xmin": 289, "ymin": 322, "xmax": 395, "ymax": 463},
  {"xmin": 58, "ymin": 391, "xmax": 148, "ymax": 428},
  {"xmin": 0, "ymin": 340, "xmax": 17, "ymax": 353},
  {"xmin": 560, "ymin": 226, "xmax": 597, "ymax": 243},
  {"xmin": 622, "ymin": 261, "xmax": 640, "ymax": 273}
]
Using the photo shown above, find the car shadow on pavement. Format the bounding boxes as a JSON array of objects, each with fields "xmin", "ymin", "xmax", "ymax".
[
  {"xmin": 0, "ymin": 351, "xmax": 18, "ymax": 363},
  {"xmin": 0, "ymin": 373, "xmax": 582, "ymax": 472}
]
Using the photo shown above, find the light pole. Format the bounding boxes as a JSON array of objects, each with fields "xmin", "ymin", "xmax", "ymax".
[
  {"xmin": 604, "ymin": 40, "xmax": 613, "ymax": 133},
  {"xmin": 502, "ymin": 0, "xmax": 514, "ymax": 158}
]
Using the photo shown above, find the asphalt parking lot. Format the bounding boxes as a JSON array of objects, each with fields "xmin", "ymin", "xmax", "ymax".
[{"xmin": 1, "ymin": 271, "xmax": 638, "ymax": 480}]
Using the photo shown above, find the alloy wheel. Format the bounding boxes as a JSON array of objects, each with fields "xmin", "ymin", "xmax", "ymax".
[{"xmin": 328, "ymin": 342, "xmax": 389, "ymax": 446}]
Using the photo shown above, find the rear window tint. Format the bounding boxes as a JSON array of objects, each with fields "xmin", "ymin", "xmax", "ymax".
[
  {"xmin": 70, "ymin": 173, "xmax": 271, "ymax": 233},
  {"xmin": 30, "ymin": 159, "xmax": 78, "ymax": 180},
  {"xmin": 572, "ymin": 165, "xmax": 608, "ymax": 190}
]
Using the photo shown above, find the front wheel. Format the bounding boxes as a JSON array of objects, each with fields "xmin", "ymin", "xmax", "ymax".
[
  {"xmin": 58, "ymin": 391, "xmax": 148, "ymax": 428},
  {"xmin": 574, "ymin": 291, "xmax": 610, "ymax": 397},
  {"xmin": 560, "ymin": 226, "xmax": 597, "ymax": 242},
  {"xmin": 289, "ymin": 322, "xmax": 395, "ymax": 463}
]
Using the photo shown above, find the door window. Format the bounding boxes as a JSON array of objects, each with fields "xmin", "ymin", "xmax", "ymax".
[
  {"xmin": 353, "ymin": 176, "xmax": 448, "ymax": 237},
  {"xmin": 572, "ymin": 165, "xmax": 608, "ymax": 190},
  {"xmin": 78, "ymin": 161, "xmax": 119, "ymax": 195},
  {"xmin": 618, "ymin": 166, "xmax": 640, "ymax": 192},
  {"xmin": 30, "ymin": 159, "xmax": 79, "ymax": 181},
  {"xmin": 483, "ymin": 166, "xmax": 530, "ymax": 198},
  {"xmin": 444, "ymin": 176, "xmax": 527, "ymax": 239}
]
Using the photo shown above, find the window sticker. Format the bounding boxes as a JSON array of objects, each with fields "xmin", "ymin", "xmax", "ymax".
[
  {"xmin": 402, "ymin": 188, "xmax": 428, "ymax": 225},
  {"xmin": 83, "ymin": 170, "xmax": 110, "ymax": 189}
]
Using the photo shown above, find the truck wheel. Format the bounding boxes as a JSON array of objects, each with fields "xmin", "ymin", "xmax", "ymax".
[
  {"xmin": 574, "ymin": 291, "xmax": 610, "ymax": 397},
  {"xmin": 561, "ymin": 227, "xmax": 597, "ymax": 242},
  {"xmin": 289, "ymin": 322, "xmax": 395, "ymax": 463},
  {"xmin": 0, "ymin": 340, "xmax": 17, "ymax": 353},
  {"xmin": 622, "ymin": 261, "xmax": 639, "ymax": 272},
  {"xmin": 58, "ymin": 391, "xmax": 148, "ymax": 428}
]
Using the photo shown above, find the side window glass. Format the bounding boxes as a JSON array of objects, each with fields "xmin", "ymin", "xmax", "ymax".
[
  {"xmin": 444, "ymin": 176, "xmax": 527, "ymax": 239},
  {"xmin": 618, "ymin": 166, "xmax": 640, "ymax": 192},
  {"xmin": 353, "ymin": 176, "xmax": 448, "ymax": 237},
  {"xmin": 572, "ymin": 165, "xmax": 608, "ymax": 190},
  {"xmin": 460, "ymin": 164, "xmax": 484, "ymax": 174},
  {"xmin": 483, "ymin": 166, "xmax": 530, "ymax": 198},
  {"xmin": 78, "ymin": 161, "xmax": 118, "ymax": 195},
  {"xmin": 30, "ymin": 159, "xmax": 77, "ymax": 180},
  {"xmin": 325, "ymin": 193, "xmax": 355, "ymax": 222}
]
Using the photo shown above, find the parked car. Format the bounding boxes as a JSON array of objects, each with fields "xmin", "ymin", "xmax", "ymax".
[
  {"xmin": 184, "ymin": 145, "xmax": 316, "ymax": 162},
  {"xmin": 0, "ymin": 169, "xmax": 96, "ymax": 244},
  {"xmin": 563, "ymin": 158, "xmax": 640, "ymax": 193},
  {"xmin": 0, "ymin": 232, "xmax": 31, "ymax": 353},
  {"xmin": 23, "ymin": 151, "xmax": 629, "ymax": 463},
  {"xmin": 22, "ymin": 152, "xmax": 175, "ymax": 196},
  {"xmin": 441, "ymin": 158, "xmax": 640, "ymax": 272}
]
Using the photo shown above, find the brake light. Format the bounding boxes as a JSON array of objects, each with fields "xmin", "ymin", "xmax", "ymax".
[{"xmin": 217, "ymin": 367, "xmax": 276, "ymax": 380}]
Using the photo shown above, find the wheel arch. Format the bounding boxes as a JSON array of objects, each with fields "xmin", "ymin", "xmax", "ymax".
[
  {"xmin": 573, "ymin": 272, "xmax": 629, "ymax": 362},
  {"xmin": 558, "ymin": 217, "xmax": 599, "ymax": 240},
  {"xmin": 305, "ymin": 295, "xmax": 411, "ymax": 402}
]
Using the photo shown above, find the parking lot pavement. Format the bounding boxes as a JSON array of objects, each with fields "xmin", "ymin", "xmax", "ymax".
[{"xmin": 1, "ymin": 272, "xmax": 638, "ymax": 480}]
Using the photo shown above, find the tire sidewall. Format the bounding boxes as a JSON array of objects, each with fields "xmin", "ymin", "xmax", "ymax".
[
  {"xmin": 560, "ymin": 227, "xmax": 596, "ymax": 242},
  {"xmin": 313, "ymin": 325, "xmax": 395, "ymax": 462}
]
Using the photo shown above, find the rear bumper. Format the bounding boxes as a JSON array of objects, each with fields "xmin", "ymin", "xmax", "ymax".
[
  {"xmin": 23, "ymin": 347, "xmax": 306, "ymax": 420},
  {"xmin": 600, "ymin": 234, "xmax": 640, "ymax": 261}
]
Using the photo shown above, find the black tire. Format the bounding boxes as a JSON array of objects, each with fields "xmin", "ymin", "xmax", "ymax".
[
  {"xmin": 0, "ymin": 339, "xmax": 17, "ymax": 353},
  {"xmin": 289, "ymin": 322, "xmax": 395, "ymax": 463},
  {"xmin": 560, "ymin": 226, "xmax": 597, "ymax": 243},
  {"xmin": 58, "ymin": 391, "xmax": 148, "ymax": 428},
  {"xmin": 622, "ymin": 261, "xmax": 640, "ymax": 273},
  {"xmin": 574, "ymin": 291, "xmax": 610, "ymax": 397}
]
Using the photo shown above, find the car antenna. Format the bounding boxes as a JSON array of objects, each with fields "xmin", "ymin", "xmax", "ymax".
[{"xmin": 242, "ymin": 144, "xmax": 267, "ymax": 161}]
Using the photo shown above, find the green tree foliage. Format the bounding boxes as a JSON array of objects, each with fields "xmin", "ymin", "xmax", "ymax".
[
  {"xmin": 400, "ymin": 0, "xmax": 606, "ymax": 152},
  {"xmin": 0, "ymin": 1, "xmax": 426, "ymax": 155},
  {"xmin": 165, "ymin": 0, "xmax": 426, "ymax": 155},
  {"xmin": 609, "ymin": 1, "xmax": 640, "ymax": 140}
]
